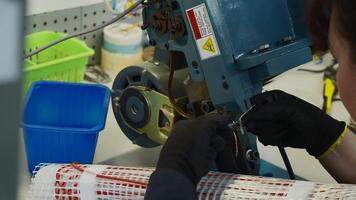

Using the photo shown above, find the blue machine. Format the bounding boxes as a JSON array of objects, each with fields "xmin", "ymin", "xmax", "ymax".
[{"xmin": 112, "ymin": 0, "xmax": 312, "ymax": 175}]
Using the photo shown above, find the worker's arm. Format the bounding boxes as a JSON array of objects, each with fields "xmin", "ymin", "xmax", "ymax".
[
  {"xmin": 320, "ymin": 129, "xmax": 356, "ymax": 183},
  {"xmin": 144, "ymin": 114, "xmax": 229, "ymax": 200},
  {"xmin": 243, "ymin": 90, "xmax": 356, "ymax": 183}
]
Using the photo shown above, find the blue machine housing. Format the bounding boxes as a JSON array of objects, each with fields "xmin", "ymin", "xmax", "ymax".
[
  {"xmin": 113, "ymin": 0, "xmax": 312, "ymax": 175},
  {"xmin": 145, "ymin": 0, "xmax": 311, "ymax": 113}
]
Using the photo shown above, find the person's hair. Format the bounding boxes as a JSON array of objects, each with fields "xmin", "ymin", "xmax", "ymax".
[
  {"xmin": 307, "ymin": 0, "xmax": 356, "ymax": 61},
  {"xmin": 307, "ymin": 0, "xmax": 333, "ymax": 51}
]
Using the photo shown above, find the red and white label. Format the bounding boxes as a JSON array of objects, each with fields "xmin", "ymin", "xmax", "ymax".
[{"xmin": 186, "ymin": 4, "xmax": 221, "ymax": 60}]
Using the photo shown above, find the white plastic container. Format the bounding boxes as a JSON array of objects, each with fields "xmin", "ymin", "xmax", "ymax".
[{"xmin": 101, "ymin": 22, "xmax": 143, "ymax": 75}]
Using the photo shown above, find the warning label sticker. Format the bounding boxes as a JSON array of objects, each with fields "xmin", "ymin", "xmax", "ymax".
[
  {"xmin": 186, "ymin": 4, "xmax": 221, "ymax": 60},
  {"xmin": 203, "ymin": 37, "xmax": 216, "ymax": 53}
]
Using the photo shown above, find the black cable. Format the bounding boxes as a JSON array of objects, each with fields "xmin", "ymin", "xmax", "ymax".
[
  {"xmin": 332, "ymin": 98, "xmax": 341, "ymax": 102},
  {"xmin": 298, "ymin": 59, "xmax": 338, "ymax": 74},
  {"xmin": 278, "ymin": 145, "xmax": 296, "ymax": 180},
  {"xmin": 24, "ymin": 0, "xmax": 144, "ymax": 59},
  {"xmin": 298, "ymin": 68, "xmax": 326, "ymax": 73},
  {"xmin": 348, "ymin": 125, "xmax": 356, "ymax": 135}
]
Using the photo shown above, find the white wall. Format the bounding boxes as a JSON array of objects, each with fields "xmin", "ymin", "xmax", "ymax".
[{"xmin": 26, "ymin": 0, "xmax": 103, "ymax": 15}]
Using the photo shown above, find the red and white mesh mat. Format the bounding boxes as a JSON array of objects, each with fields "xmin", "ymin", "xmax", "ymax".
[{"xmin": 28, "ymin": 163, "xmax": 356, "ymax": 199}]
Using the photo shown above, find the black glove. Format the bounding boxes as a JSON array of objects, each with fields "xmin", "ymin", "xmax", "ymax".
[
  {"xmin": 243, "ymin": 90, "xmax": 346, "ymax": 158},
  {"xmin": 156, "ymin": 113, "xmax": 229, "ymax": 185}
]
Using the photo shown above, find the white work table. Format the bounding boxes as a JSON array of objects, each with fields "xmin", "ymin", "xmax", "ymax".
[{"xmin": 17, "ymin": 54, "xmax": 349, "ymax": 199}]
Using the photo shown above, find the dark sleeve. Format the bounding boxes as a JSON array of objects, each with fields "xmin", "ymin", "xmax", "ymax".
[{"xmin": 144, "ymin": 168, "xmax": 198, "ymax": 200}]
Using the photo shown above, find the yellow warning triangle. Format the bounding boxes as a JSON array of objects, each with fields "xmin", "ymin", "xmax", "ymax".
[{"xmin": 203, "ymin": 37, "xmax": 215, "ymax": 53}]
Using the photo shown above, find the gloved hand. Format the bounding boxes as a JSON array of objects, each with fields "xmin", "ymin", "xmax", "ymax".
[
  {"xmin": 156, "ymin": 113, "xmax": 229, "ymax": 186},
  {"xmin": 243, "ymin": 90, "xmax": 347, "ymax": 158}
]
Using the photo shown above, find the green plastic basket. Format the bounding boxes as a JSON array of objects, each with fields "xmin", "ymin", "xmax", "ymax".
[{"xmin": 24, "ymin": 31, "xmax": 94, "ymax": 93}]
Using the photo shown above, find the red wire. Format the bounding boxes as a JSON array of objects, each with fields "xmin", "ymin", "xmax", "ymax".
[{"xmin": 71, "ymin": 163, "xmax": 148, "ymax": 186}]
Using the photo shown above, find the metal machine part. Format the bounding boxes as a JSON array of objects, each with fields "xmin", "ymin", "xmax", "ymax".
[
  {"xmin": 112, "ymin": 60, "xmax": 188, "ymax": 148},
  {"xmin": 113, "ymin": 0, "xmax": 312, "ymax": 175},
  {"xmin": 118, "ymin": 86, "xmax": 175, "ymax": 144}
]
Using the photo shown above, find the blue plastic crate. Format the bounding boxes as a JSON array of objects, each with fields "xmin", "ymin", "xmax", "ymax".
[{"xmin": 22, "ymin": 81, "xmax": 111, "ymax": 173}]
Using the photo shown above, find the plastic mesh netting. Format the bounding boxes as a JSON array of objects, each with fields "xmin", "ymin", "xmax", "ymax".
[{"xmin": 28, "ymin": 164, "xmax": 356, "ymax": 199}]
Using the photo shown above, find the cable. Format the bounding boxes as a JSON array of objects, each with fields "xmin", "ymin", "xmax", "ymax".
[
  {"xmin": 278, "ymin": 145, "xmax": 296, "ymax": 180},
  {"xmin": 71, "ymin": 162, "xmax": 148, "ymax": 186},
  {"xmin": 298, "ymin": 68, "xmax": 326, "ymax": 73},
  {"xmin": 239, "ymin": 107, "xmax": 254, "ymax": 135},
  {"xmin": 238, "ymin": 99, "xmax": 296, "ymax": 180},
  {"xmin": 349, "ymin": 125, "xmax": 356, "ymax": 135},
  {"xmin": 298, "ymin": 59, "xmax": 338, "ymax": 73},
  {"xmin": 242, "ymin": 106, "xmax": 296, "ymax": 180},
  {"xmin": 24, "ymin": 0, "xmax": 144, "ymax": 59},
  {"xmin": 232, "ymin": 130, "xmax": 240, "ymax": 159},
  {"xmin": 167, "ymin": 51, "xmax": 190, "ymax": 118}
]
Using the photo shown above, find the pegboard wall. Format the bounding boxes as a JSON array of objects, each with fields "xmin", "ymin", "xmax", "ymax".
[{"xmin": 25, "ymin": 3, "xmax": 113, "ymax": 65}]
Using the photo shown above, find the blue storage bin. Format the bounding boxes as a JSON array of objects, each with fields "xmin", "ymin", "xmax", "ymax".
[{"xmin": 22, "ymin": 81, "xmax": 111, "ymax": 173}]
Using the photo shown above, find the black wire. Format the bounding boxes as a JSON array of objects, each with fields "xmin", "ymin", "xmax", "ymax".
[
  {"xmin": 298, "ymin": 68, "xmax": 326, "ymax": 73},
  {"xmin": 278, "ymin": 145, "xmax": 296, "ymax": 180},
  {"xmin": 24, "ymin": 0, "xmax": 145, "ymax": 59},
  {"xmin": 298, "ymin": 59, "xmax": 338, "ymax": 74},
  {"xmin": 348, "ymin": 125, "xmax": 356, "ymax": 135}
]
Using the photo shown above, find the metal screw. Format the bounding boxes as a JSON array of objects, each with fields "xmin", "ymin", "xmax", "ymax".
[
  {"xmin": 200, "ymin": 100, "xmax": 213, "ymax": 114},
  {"xmin": 246, "ymin": 149, "xmax": 259, "ymax": 162}
]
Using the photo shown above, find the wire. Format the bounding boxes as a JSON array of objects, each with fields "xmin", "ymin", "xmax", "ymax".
[
  {"xmin": 168, "ymin": 51, "xmax": 190, "ymax": 118},
  {"xmin": 298, "ymin": 59, "xmax": 338, "ymax": 74},
  {"xmin": 349, "ymin": 125, "xmax": 356, "ymax": 135},
  {"xmin": 71, "ymin": 162, "xmax": 148, "ymax": 186},
  {"xmin": 240, "ymin": 107, "xmax": 296, "ymax": 180},
  {"xmin": 238, "ymin": 106, "xmax": 254, "ymax": 135},
  {"xmin": 24, "ymin": 0, "xmax": 144, "ymax": 59},
  {"xmin": 278, "ymin": 145, "xmax": 296, "ymax": 180},
  {"xmin": 298, "ymin": 68, "xmax": 326, "ymax": 73},
  {"xmin": 232, "ymin": 130, "xmax": 240, "ymax": 159}
]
